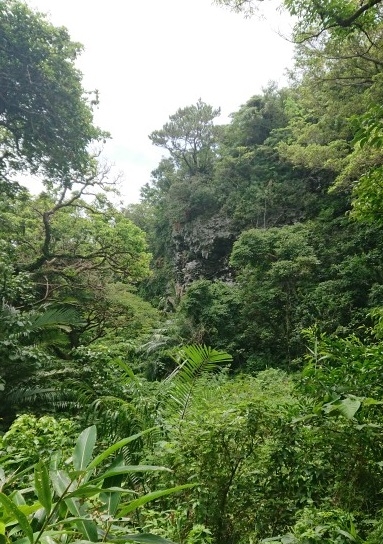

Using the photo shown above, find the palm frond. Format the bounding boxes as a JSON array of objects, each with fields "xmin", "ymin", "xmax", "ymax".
[
  {"xmin": 164, "ymin": 344, "xmax": 232, "ymax": 421},
  {"xmin": 29, "ymin": 306, "xmax": 82, "ymax": 329},
  {"xmin": 3, "ymin": 384, "xmax": 82, "ymax": 416}
]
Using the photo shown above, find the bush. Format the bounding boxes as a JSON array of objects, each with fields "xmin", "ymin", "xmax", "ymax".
[
  {"xmin": 0, "ymin": 413, "xmax": 77, "ymax": 469},
  {"xmin": 145, "ymin": 370, "xmax": 301, "ymax": 543}
]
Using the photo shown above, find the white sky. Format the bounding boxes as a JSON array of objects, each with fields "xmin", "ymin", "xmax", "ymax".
[{"xmin": 25, "ymin": 0, "xmax": 295, "ymax": 204}]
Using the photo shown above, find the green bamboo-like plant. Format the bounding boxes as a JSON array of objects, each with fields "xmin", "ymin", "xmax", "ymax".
[{"xmin": 0, "ymin": 425, "xmax": 194, "ymax": 544}]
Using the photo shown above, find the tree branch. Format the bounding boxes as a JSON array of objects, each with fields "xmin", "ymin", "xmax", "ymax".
[{"xmin": 334, "ymin": 0, "xmax": 383, "ymax": 28}]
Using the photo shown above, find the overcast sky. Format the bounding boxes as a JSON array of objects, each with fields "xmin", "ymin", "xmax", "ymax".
[{"xmin": 26, "ymin": 0, "xmax": 295, "ymax": 204}]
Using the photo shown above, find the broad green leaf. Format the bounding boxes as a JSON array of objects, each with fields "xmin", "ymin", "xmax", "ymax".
[
  {"xmin": 291, "ymin": 414, "xmax": 317, "ymax": 425},
  {"xmin": 87, "ymin": 428, "xmax": 156, "ymax": 470},
  {"xmin": 0, "ymin": 493, "xmax": 33, "ymax": 544},
  {"xmin": 35, "ymin": 461, "xmax": 52, "ymax": 514},
  {"xmin": 100, "ymin": 453, "xmax": 124, "ymax": 516},
  {"xmin": 75, "ymin": 520, "xmax": 98, "ymax": 543},
  {"xmin": 281, "ymin": 537, "xmax": 296, "ymax": 544},
  {"xmin": 0, "ymin": 469, "xmax": 5, "ymax": 492},
  {"xmin": 89, "ymin": 466, "xmax": 171, "ymax": 484},
  {"xmin": 323, "ymin": 396, "xmax": 361, "ymax": 419},
  {"xmin": 261, "ymin": 535, "xmax": 295, "ymax": 543},
  {"xmin": 61, "ymin": 541, "xmax": 95, "ymax": 544},
  {"xmin": 362, "ymin": 398, "xmax": 383, "ymax": 406},
  {"xmin": 53, "ymin": 481, "xmax": 98, "ymax": 543},
  {"xmin": 65, "ymin": 486, "xmax": 103, "ymax": 499},
  {"xmin": 39, "ymin": 530, "xmax": 78, "ymax": 542},
  {"xmin": 67, "ymin": 487, "xmax": 135, "ymax": 499},
  {"xmin": 114, "ymin": 359, "xmax": 136, "ymax": 378},
  {"xmin": 73, "ymin": 426, "xmax": 97, "ymax": 471},
  {"xmin": 16, "ymin": 503, "xmax": 42, "ymax": 517},
  {"xmin": 337, "ymin": 397, "xmax": 361, "ymax": 419},
  {"xmin": 118, "ymin": 483, "xmax": 196, "ymax": 516},
  {"xmin": 51, "ymin": 472, "xmax": 98, "ymax": 542},
  {"xmin": 63, "ymin": 496, "xmax": 98, "ymax": 541},
  {"xmin": 336, "ymin": 528, "xmax": 357, "ymax": 541},
  {"xmin": 37, "ymin": 519, "xmax": 98, "ymax": 543},
  {"xmin": 355, "ymin": 423, "xmax": 381, "ymax": 430},
  {"xmin": 12, "ymin": 491, "xmax": 26, "ymax": 506},
  {"xmin": 49, "ymin": 516, "xmax": 99, "ymax": 526},
  {"xmin": 49, "ymin": 469, "xmax": 98, "ymax": 541},
  {"xmin": 12, "ymin": 537, "xmax": 30, "ymax": 544},
  {"xmin": 40, "ymin": 536, "xmax": 61, "ymax": 544},
  {"xmin": 50, "ymin": 470, "xmax": 73, "ymax": 497}
]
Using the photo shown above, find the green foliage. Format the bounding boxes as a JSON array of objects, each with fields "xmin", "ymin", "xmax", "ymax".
[
  {"xmin": 0, "ymin": 414, "xmax": 77, "ymax": 470},
  {"xmin": 287, "ymin": 0, "xmax": 383, "ymax": 40},
  {"xmin": 230, "ymin": 224, "xmax": 319, "ymax": 366},
  {"xmin": 292, "ymin": 328, "xmax": 383, "ymax": 526},
  {"xmin": 0, "ymin": 0, "xmax": 105, "ymax": 184},
  {"xmin": 139, "ymin": 100, "xmax": 224, "ymax": 301},
  {"xmin": 300, "ymin": 327, "xmax": 383, "ymax": 399},
  {"xmin": 6, "ymin": 4, "xmax": 383, "ymax": 544},
  {"xmin": 71, "ymin": 356, "xmax": 163, "ymax": 444},
  {"xmin": 0, "ymin": 243, "xmax": 34, "ymax": 307},
  {"xmin": 0, "ymin": 302, "xmax": 85, "ymax": 427},
  {"xmin": 265, "ymin": 508, "xmax": 362, "ymax": 544},
  {"xmin": 223, "ymin": 89, "xmax": 289, "ymax": 148},
  {"xmin": 12, "ymin": 193, "xmax": 152, "ymax": 283},
  {"xmin": 177, "ymin": 280, "xmax": 241, "ymax": 354},
  {"xmin": 366, "ymin": 517, "xmax": 383, "ymax": 544},
  {"xmin": 133, "ymin": 508, "xmax": 213, "ymax": 544},
  {"xmin": 0, "ymin": 424, "xmax": 191, "ymax": 544},
  {"xmin": 164, "ymin": 344, "xmax": 232, "ymax": 420},
  {"xmin": 214, "ymin": 86, "xmax": 326, "ymax": 231},
  {"xmin": 149, "ymin": 99, "xmax": 220, "ymax": 176},
  {"xmin": 1, "ymin": 190, "xmax": 154, "ymax": 348},
  {"xmin": 72, "ymin": 344, "xmax": 232, "ymax": 447},
  {"xmin": 149, "ymin": 370, "xmax": 301, "ymax": 543},
  {"xmin": 351, "ymin": 165, "xmax": 383, "ymax": 223},
  {"xmin": 215, "ymin": 0, "xmax": 383, "ymax": 40}
]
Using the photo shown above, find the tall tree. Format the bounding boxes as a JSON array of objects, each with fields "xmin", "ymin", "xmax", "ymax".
[
  {"xmin": 0, "ymin": 0, "xmax": 105, "ymax": 189},
  {"xmin": 212, "ymin": 86, "xmax": 333, "ymax": 229},
  {"xmin": 230, "ymin": 224, "xmax": 319, "ymax": 366},
  {"xmin": 149, "ymin": 99, "xmax": 221, "ymax": 177},
  {"xmin": 1, "ymin": 188, "xmax": 152, "ymax": 341}
]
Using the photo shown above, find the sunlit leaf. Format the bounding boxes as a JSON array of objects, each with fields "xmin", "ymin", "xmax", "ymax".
[
  {"xmin": 0, "ymin": 494, "xmax": 33, "ymax": 544},
  {"xmin": 35, "ymin": 461, "xmax": 52, "ymax": 514},
  {"xmin": 87, "ymin": 428, "xmax": 156, "ymax": 470},
  {"xmin": 118, "ymin": 483, "xmax": 196, "ymax": 515},
  {"xmin": 73, "ymin": 426, "xmax": 97, "ymax": 471}
]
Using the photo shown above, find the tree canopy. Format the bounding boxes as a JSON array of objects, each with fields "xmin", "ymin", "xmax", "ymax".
[
  {"xmin": 0, "ymin": 0, "xmax": 106, "ymax": 190},
  {"xmin": 215, "ymin": 0, "xmax": 383, "ymax": 39}
]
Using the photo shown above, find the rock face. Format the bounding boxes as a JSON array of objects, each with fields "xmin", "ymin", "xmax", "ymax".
[{"xmin": 171, "ymin": 214, "xmax": 237, "ymax": 291}]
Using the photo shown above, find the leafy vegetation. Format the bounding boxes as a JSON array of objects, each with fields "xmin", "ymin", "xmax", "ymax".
[
  {"xmin": 0, "ymin": 423, "xmax": 192, "ymax": 544},
  {"xmin": 4, "ymin": 0, "xmax": 383, "ymax": 542}
]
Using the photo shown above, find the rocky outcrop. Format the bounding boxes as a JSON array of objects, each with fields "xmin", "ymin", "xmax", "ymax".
[{"xmin": 171, "ymin": 214, "xmax": 237, "ymax": 290}]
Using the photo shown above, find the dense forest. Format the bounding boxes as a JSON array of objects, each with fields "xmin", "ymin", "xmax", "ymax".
[{"xmin": 2, "ymin": 0, "xmax": 383, "ymax": 543}]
